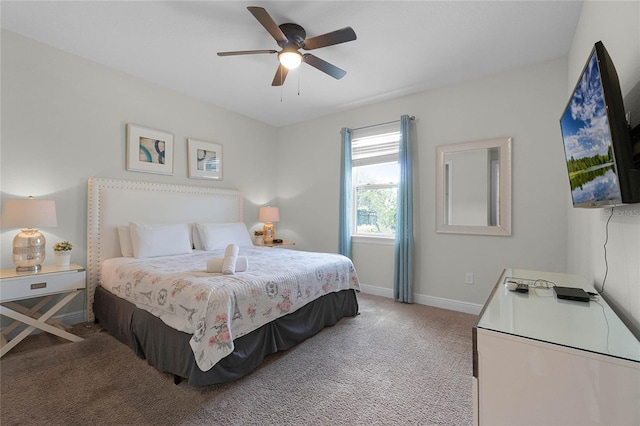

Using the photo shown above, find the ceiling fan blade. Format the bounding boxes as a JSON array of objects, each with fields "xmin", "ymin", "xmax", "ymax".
[
  {"xmin": 302, "ymin": 27, "xmax": 357, "ymax": 50},
  {"xmin": 247, "ymin": 6, "xmax": 288, "ymax": 44},
  {"xmin": 302, "ymin": 54, "xmax": 347, "ymax": 80},
  {"xmin": 271, "ymin": 64, "xmax": 289, "ymax": 86},
  {"xmin": 217, "ymin": 49, "xmax": 277, "ymax": 57}
]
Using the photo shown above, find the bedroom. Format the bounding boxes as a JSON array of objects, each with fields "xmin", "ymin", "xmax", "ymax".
[{"xmin": 1, "ymin": 0, "xmax": 639, "ymax": 423}]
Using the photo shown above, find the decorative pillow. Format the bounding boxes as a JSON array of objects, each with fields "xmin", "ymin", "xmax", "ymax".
[
  {"xmin": 195, "ymin": 222, "xmax": 253, "ymax": 251},
  {"xmin": 117, "ymin": 226, "xmax": 134, "ymax": 257},
  {"xmin": 129, "ymin": 222, "xmax": 193, "ymax": 258}
]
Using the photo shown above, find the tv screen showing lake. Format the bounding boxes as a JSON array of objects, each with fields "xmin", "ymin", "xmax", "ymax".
[
  {"xmin": 570, "ymin": 165, "xmax": 621, "ymax": 205},
  {"xmin": 559, "ymin": 50, "xmax": 622, "ymax": 206}
]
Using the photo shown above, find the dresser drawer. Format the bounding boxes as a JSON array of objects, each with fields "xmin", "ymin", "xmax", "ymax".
[{"xmin": 0, "ymin": 270, "xmax": 86, "ymax": 302}]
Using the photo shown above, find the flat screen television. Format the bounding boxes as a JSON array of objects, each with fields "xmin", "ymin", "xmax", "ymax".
[{"xmin": 559, "ymin": 41, "xmax": 640, "ymax": 208}]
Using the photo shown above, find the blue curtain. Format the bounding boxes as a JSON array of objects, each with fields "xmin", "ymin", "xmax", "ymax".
[
  {"xmin": 394, "ymin": 115, "xmax": 414, "ymax": 303},
  {"xmin": 338, "ymin": 128, "xmax": 353, "ymax": 258}
]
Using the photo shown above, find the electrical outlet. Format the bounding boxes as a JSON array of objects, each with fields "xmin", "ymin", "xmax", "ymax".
[{"xmin": 465, "ymin": 272, "xmax": 474, "ymax": 285}]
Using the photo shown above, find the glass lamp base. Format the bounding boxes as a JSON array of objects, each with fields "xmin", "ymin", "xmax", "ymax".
[
  {"xmin": 16, "ymin": 265, "xmax": 41, "ymax": 273},
  {"xmin": 262, "ymin": 222, "xmax": 276, "ymax": 244},
  {"xmin": 12, "ymin": 228, "xmax": 46, "ymax": 272}
]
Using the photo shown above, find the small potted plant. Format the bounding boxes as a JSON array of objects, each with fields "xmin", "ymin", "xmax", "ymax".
[
  {"xmin": 53, "ymin": 241, "xmax": 73, "ymax": 267},
  {"xmin": 253, "ymin": 230, "xmax": 264, "ymax": 245}
]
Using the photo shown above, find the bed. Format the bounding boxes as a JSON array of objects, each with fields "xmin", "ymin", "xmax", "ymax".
[{"xmin": 87, "ymin": 178, "xmax": 360, "ymax": 386}]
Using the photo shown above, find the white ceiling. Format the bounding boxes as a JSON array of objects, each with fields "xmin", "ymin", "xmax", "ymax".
[{"xmin": 1, "ymin": 1, "xmax": 583, "ymax": 127}]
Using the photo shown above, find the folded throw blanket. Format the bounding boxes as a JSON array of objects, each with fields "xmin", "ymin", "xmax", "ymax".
[{"xmin": 206, "ymin": 256, "xmax": 248, "ymax": 273}]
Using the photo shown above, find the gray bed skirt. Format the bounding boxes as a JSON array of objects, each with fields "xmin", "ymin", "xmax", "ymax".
[{"xmin": 94, "ymin": 286, "xmax": 359, "ymax": 386}]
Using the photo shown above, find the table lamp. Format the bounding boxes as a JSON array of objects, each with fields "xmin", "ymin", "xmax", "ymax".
[
  {"xmin": 259, "ymin": 206, "xmax": 280, "ymax": 244},
  {"xmin": 1, "ymin": 196, "xmax": 58, "ymax": 272}
]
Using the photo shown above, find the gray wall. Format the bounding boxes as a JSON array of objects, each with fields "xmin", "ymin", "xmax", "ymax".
[
  {"xmin": 3, "ymin": 27, "xmax": 569, "ymax": 318},
  {"xmin": 1, "ymin": 30, "xmax": 279, "ymax": 317},
  {"xmin": 3, "ymin": 1, "xmax": 637, "ymax": 327},
  {"xmin": 276, "ymin": 57, "xmax": 569, "ymax": 312}
]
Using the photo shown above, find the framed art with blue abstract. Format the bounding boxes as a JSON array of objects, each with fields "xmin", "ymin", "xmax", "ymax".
[
  {"xmin": 187, "ymin": 138, "xmax": 223, "ymax": 180},
  {"xmin": 126, "ymin": 123, "xmax": 174, "ymax": 175}
]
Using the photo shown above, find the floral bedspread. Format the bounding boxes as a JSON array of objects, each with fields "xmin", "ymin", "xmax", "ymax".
[{"xmin": 100, "ymin": 247, "xmax": 360, "ymax": 371}]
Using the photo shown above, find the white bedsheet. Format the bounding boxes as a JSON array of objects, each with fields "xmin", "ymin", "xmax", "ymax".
[{"xmin": 100, "ymin": 247, "xmax": 360, "ymax": 371}]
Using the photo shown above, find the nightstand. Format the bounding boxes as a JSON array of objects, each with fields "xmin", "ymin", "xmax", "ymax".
[
  {"xmin": 0, "ymin": 263, "xmax": 86, "ymax": 357},
  {"xmin": 254, "ymin": 241, "xmax": 296, "ymax": 248}
]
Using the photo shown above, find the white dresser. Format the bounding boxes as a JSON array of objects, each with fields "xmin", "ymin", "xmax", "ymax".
[{"xmin": 473, "ymin": 268, "xmax": 640, "ymax": 425}]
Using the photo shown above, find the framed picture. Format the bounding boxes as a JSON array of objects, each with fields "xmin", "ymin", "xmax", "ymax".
[
  {"xmin": 187, "ymin": 138, "xmax": 223, "ymax": 180},
  {"xmin": 126, "ymin": 123, "xmax": 174, "ymax": 175}
]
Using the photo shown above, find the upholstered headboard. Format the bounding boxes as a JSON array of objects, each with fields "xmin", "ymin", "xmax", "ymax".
[{"xmin": 86, "ymin": 178, "xmax": 243, "ymax": 321}]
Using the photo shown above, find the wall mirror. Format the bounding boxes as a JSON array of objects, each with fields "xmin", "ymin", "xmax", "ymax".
[{"xmin": 436, "ymin": 137, "xmax": 512, "ymax": 236}]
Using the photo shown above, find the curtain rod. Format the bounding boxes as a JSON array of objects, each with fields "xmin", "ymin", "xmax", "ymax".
[{"xmin": 350, "ymin": 116, "xmax": 415, "ymax": 132}]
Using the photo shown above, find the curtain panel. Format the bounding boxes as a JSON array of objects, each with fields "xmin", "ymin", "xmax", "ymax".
[
  {"xmin": 338, "ymin": 128, "xmax": 353, "ymax": 258},
  {"xmin": 393, "ymin": 115, "xmax": 414, "ymax": 303}
]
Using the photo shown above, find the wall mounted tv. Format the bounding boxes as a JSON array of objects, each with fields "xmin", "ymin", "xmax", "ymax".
[{"xmin": 559, "ymin": 41, "xmax": 640, "ymax": 208}]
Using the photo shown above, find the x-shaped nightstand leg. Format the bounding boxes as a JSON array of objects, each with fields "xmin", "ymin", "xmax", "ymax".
[{"xmin": 0, "ymin": 290, "xmax": 83, "ymax": 357}]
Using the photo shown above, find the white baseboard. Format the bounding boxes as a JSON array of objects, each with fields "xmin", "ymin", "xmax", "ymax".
[
  {"xmin": 358, "ymin": 283, "xmax": 483, "ymax": 316},
  {"xmin": 1, "ymin": 310, "xmax": 85, "ymax": 340},
  {"xmin": 358, "ymin": 283, "xmax": 394, "ymax": 298}
]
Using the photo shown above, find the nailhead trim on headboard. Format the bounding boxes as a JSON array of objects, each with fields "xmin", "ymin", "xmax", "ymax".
[{"xmin": 86, "ymin": 178, "xmax": 244, "ymax": 321}]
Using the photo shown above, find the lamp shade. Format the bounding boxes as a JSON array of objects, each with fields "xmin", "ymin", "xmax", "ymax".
[
  {"xmin": 1, "ymin": 197, "xmax": 58, "ymax": 229},
  {"xmin": 259, "ymin": 206, "xmax": 280, "ymax": 223}
]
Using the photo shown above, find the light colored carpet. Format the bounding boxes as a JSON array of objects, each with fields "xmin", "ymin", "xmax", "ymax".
[{"xmin": 0, "ymin": 293, "xmax": 477, "ymax": 425}]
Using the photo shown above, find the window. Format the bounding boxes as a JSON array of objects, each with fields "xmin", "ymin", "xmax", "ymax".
[{"xmin": 352, "ymin": 126, "xmax": 400, "ymax": 237}]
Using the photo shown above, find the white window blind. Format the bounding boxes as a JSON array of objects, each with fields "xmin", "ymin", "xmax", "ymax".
[{"xmin": 352, "ymin": 123, "xmax": 400, "ymax": 167}]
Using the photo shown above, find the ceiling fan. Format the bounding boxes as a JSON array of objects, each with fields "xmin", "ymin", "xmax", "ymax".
[{"xmin": 217, "ymin": 6, "xmax": 357, "ymax": 86}]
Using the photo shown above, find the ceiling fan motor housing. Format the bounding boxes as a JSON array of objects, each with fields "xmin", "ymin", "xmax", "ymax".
[{"xmin": 278, "ymin": 23, "xmax": 306, "ymax": 50}]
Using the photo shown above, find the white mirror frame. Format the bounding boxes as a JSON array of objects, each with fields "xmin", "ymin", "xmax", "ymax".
[{"xmin": 436, "ymin": 137, "xmax": 512, "ymax": 236}]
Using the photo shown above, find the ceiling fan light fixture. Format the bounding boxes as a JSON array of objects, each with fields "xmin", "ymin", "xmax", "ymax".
[
  {"xmin": 278, "ymin": 50, "xmax": 302, "ymax": 70},
  {"xmin": 219, "ymin": 7, "xmax": 356, "ymax": 86}
]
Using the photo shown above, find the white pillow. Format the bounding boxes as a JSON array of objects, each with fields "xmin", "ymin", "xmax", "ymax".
[
  {"xmin": 117, "ymin": 226, "xmax": 134, "ymax": 257},
  {"xmin": 129, "ymin": 222, "xmax": 193, "ymax": 258},
  {"xmin": 195, "ymin": 222, "xmax": 253, "ymax": 251}
]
